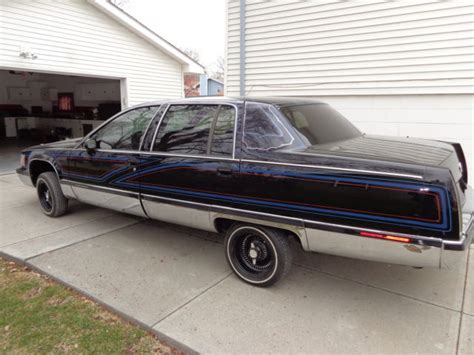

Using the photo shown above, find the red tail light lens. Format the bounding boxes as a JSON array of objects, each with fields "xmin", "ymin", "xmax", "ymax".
[{"xmin": 359, "ymin": 231, "xmax": 411, "ymax": 243}]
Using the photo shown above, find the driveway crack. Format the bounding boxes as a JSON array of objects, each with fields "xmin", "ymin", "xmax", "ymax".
[
  {"xmin": 24, "ymin": 220, "xmax": 142, "ymax": 261},
  {"xmin": 151, "ymin": 272, "xmax": 233, "ymax": 328},
  {"xmin": 293, "ymin": 262, "xmax": 463, "ymax": 313},
  {"xmin": 455, "ymin": 247, "xmax": 471, "ymax": 354}
]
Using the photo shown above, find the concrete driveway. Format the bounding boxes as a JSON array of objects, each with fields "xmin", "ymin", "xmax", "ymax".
[{"xmin": 0, "ymin": 173, "xmax": 472, "ymax": 354}]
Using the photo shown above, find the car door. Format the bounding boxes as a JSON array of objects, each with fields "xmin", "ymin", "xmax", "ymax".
[
  {"xmin": 134, "ymin": 103, "xmax": 240, "ymax": 231},
  {"xmin": 64, "ymin": 105, "xmax": 160, "ymax": 216}
]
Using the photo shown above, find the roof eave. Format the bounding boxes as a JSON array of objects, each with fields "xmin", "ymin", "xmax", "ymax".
[{"xmin": 88, "ymin": 0, "xmax": 205, "ymax": 74}]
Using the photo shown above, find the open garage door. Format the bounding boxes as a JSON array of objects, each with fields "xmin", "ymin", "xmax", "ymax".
[{"xmin": 0, "ymin": 70, "xmax": 122, "ymax": 173}]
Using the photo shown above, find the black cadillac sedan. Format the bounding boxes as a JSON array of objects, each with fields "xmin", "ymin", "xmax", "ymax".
[{"xmin": 17, "ymin": 97, "xmax": 473, "ymax": 286}]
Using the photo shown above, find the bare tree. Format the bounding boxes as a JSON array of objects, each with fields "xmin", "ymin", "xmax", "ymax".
[
  {"xmin": 211, "ymin": 56, "xmax": 225, "ymax": 82},
  {"xmin": 181, "ymin": 48, "xmax": 201, "ymax": 63},
  {"xmin": 110, "ymin": 0, "xmax": 130, "ymax": 7}
]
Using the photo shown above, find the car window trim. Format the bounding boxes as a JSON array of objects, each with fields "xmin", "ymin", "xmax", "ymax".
[
  {"xmin": 150, "ymin": 103, "xmax": 238, "ymax": 159},
  {"xmin": 79, "ymin": 149, "xmax": 239, "ymax": 162},
  {"xmin": 206, "ymin": 105, "xmax": 222, "ymax": 155},
  {"xmin": 149, "ymin": 103, "xmax": 171, "ymax": 153},
  {"xmin": 243, "ymin": 102, "xmax": 295, "ymax": 152},
  {"xmin": 75, "ymin": 105, "xmax": 162, "ymax": 150},
  {"xmin": 138, "ymin": 105, "xmax": 162, "ymax": 151},
  {"xmin": 98, "ymin": 106, "xmax": 161, "ymax": 151}
]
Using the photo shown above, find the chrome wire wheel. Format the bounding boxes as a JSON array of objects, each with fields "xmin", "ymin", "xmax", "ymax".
[
  {"xmin": 37, "ymin": 179, "xmax": 53, "ymax": 213},
  {"xmin": 237, "ymin": 233, "xmax": 275, "ymax": 272},
  {"xmin": 226, "ymin": 226, "xmax": 280, "ymax": 285}
]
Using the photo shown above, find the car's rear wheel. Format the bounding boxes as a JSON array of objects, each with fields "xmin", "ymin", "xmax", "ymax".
[
  {"xmin": 36, "ymin": 171, "xmax": 68, "ymax": 217},
  {"xmin": 224, "ymin": 224, "xmax": 292, "ymax": 287}
]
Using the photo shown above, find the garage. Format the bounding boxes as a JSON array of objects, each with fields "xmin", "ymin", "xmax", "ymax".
[
  {"xmin": 0, "ymin": 0, "xmax": 203, "ymax": 173},
  {"xmin": 0, "ymin": 70, "xmax": 123, "ymax": 172}
]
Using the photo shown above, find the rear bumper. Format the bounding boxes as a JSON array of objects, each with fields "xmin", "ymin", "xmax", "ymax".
[
  {"xmin": 441, "ymin": 194, "xmax": 473, "ymax": 269},
  {"xmin": 16, "ymin": 167, "xmax": 33, "ymax": 187}
]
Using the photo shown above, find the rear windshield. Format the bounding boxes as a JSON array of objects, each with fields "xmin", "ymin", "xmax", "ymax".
[{"xmin": 280, "ymin": 104, "xmax": 361, "ymax": 146}]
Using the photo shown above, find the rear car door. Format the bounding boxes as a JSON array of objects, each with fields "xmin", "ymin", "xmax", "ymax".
[
  {"xmin": 64, "ymin": 106, "xmax": 159, "ymax": 216},
  {"xmin": 135, "ymin": 103, "xmax": 240, "ymax": 231}
]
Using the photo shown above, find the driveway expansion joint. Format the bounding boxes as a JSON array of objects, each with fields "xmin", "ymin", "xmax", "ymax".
[
  {"xmin": 0, "ymin": 212, "xmax": 130, "ymax": 250},
  {"xmin": 151, "ymin": 272, "xmax": 233, "ymax": 328},
  {"xmin": 455, "ymin": 247, "xmax": 471, "ymax": 354},
  {"xmin": 24, "ymin": 219, "xmax": 144, "ymax": 262},
  {"xmin": 293, "ymin": 262, "xmax": 464, "ymax": 314},
  {"xmin": 0, "ymin": 252, "xmax": 199, "ymax": 355}
]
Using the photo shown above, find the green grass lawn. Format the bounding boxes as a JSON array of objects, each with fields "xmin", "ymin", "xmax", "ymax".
[{"xmin": 0, "ymin": 258, "xmax": 176, "ymax": 354}]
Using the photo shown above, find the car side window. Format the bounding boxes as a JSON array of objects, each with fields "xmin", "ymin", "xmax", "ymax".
[
  {"xmin": 209, "ymin": 105, "xmax": 235, "ymax": 157},
  {"xmin": 243, "ymin": 102, "xmax": 294, "ymax": 151},
  {"xmin": 91, "ymin": 106, "xmax": 158, "ymax": 150},
  {"xmin": 153, "ymin": 105, "xmax": 218, "ymax": 155}
]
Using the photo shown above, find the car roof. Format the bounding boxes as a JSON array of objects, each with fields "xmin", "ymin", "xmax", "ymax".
[{"xmin": 130, "ymin": 96, "xmax": 326, "ymax": 109}]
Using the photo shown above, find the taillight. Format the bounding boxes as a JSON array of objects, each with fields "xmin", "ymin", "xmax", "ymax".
[{"xmin": 359, "ymin": 231, "xmax": 411, "ymax": 244}]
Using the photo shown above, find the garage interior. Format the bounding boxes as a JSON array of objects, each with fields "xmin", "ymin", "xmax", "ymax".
[{"xmin": 0, "ymin": 70, "xmax": 122, "ymax": 173}]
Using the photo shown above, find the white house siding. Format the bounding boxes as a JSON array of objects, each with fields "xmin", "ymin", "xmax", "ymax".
[
  {"xmin": 0, "ymin": 0, "xmax": 184, "ymax": 106},
  {"xmin": 226, "ymin": 0, "xmax": 474, "ymax": 176}
]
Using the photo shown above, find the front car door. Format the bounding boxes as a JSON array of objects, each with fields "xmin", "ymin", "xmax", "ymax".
[
  {"xmin": 63, "ymin": 105, "xmax": 160, "ymax": 216},
  {"xmin": 124, "ymin": 102, "xmax": 240, "ymax": 230}
]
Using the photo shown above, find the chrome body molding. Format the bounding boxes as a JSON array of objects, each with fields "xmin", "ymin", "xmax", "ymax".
[
  {"xmin": 305, "ymin": 227, "xmax": 441, "ymax": 268},
  {"xmin": 303, "ymin": 219, "xmax": 443, "ymax": 246},
  {"xmin": 141, "ymin": 193, "xmax": 308, "ymax": 247},
  {"xmin": 241, "ymin": 159, "xmax": 424, "ymax": 180},
  {"xmin": 211, "ymin": 210, "xmax": 308, "ymax": 250},
  {"xmin": 57, "ymin": 148, "xmax": 239, "ymax": 162},
  {"xmin": 142, "ymin": 195, "xmax": 214, "ymax": 232},
  {"xmin": 61, "ymin": 180, "xmax": 146, "ymax": 217},
  {"xmin": 441, "ymin": 212, "xmax": 473, "ymax": 269},
  {"xmin": 19, "ymin": 176, "xmax": 472, "ymax": 270},
  {"xmin": 54, "ymin": 180, "xmax": 473, "ymax": 270},
  {"xmin": 60, "ymin": 182, "xmax": 76, "ymax": 199}
]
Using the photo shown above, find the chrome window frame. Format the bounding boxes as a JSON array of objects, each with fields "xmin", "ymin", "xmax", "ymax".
[
  {"xmin": 242, "ymin": 102, "xmax": 295, "ymax": 152},
  {"xmin": 74, "ymin": 104, "xmax": 163, "ymax": 151},
  {"xmin": 149, "ymin": 102, "xmax": 239, "ymax": 160},
  {"xmin": 66, "ymin": 100, "xmax": 423, "ymax": 179}
]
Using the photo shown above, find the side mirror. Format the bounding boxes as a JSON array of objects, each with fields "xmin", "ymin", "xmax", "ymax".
[{"xmin": 85, "ymin": 138, "xmax": 97, "ymax": 154}]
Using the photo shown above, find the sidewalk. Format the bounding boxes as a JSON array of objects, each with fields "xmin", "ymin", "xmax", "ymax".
[{"xmin": 0, "ymin": 173, "xmax": 472, "ymax": 353}]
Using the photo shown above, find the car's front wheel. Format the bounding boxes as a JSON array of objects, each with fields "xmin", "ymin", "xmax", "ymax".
[
  {"xmin": 36, "ymin": 171, "xmax": 68, "ymax": 217},
  {"xmin": 225, "ymin": 224, "xmax": 293, "ymax": 287}
]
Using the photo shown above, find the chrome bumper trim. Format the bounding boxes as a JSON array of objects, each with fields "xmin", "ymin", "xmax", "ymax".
[
  {"xmin": 443, "ymin": 213, "xmax": 474, "ymax": 250},
  {"xmin": 305, "ymin": 226, "xmax": 441, "ymax": 268}
]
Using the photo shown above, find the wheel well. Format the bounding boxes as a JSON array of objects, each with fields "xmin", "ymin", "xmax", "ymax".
[
  {"xmin": 214, "ymin": 217, "xmax": 303, "ymax": 249},
  {"xmin": 29, "ymin": 160, "xmax": 57, "ymax": 186}
]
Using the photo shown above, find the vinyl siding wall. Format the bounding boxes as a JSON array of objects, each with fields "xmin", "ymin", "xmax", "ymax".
[
  {"xmin": 225, "ymin": 0, "xmax": 474, "ymax": 177},
  {"xmin": 0, "ymin": 0, "xmax": 184, "ymax": 106},
  {"xmin": 226, "ymin": 0, "xmax": 474, "ymax": 96}
]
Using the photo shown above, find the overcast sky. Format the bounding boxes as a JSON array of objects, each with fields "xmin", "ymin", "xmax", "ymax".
[{"xmin": 122, "ymin": 0, "xmax": 226, "ymax": 70}]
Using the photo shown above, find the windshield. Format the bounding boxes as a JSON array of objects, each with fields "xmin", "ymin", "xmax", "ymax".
[{"xmin": 280, "ymin": 104, "xmax": 361, "ymax": 147}]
